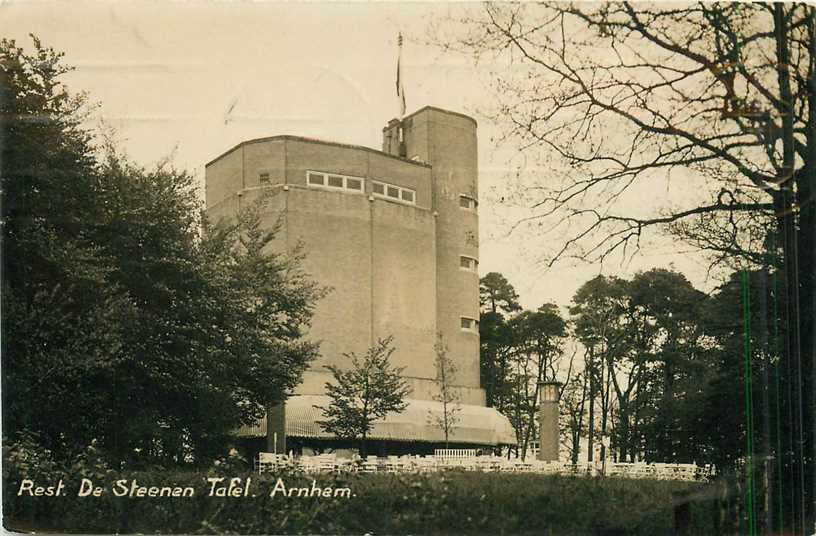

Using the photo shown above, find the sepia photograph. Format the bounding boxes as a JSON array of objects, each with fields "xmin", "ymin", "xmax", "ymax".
[{"xmin": 2, "ymin": 2, "xmax": 815, "ymax": 534}]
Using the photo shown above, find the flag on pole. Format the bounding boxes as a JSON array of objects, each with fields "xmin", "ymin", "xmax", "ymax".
[{"xmin": 396, "ymin": 32, "xmax": 406, "ymax": 118}]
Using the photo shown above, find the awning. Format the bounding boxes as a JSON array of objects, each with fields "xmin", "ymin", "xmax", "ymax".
[{"xmin": 237, "ymin": 395, "xmax": 517, "ymax": 446}]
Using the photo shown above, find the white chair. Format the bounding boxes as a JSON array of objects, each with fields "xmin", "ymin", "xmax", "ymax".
[{"xmin": 361, "ymin": 456, "xmax": 379, "ymax": 473}]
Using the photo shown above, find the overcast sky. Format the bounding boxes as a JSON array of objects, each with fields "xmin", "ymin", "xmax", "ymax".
[{"xmin": 4, "ymin": 1, "xmax": 721, "ymax": 310}]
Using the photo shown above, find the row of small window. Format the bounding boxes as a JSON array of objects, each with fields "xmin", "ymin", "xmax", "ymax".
[
  {"xmin": 461, "ymin": 317, "xmax": 479, "ymax": 332},
  {"xmin": 372, "ymin": 181, "xmax": 415, "ymax": 203},
  {"xmin": 307, "ymin": 171, "xmax": 364, "ymax": 192},
  {"xmin": 258, "ymin": 171, "xmax": 473, "ymax": 211},
  {"xmin": 306, "ymin": 171, "xmax": 415, "ymax": 204}
]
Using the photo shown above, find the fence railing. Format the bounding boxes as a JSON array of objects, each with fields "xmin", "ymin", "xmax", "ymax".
[
  {"xmin": 255, "ymin": 453, "xmax": 715, "ymax": 481},
  {"xmin": 434, "ymin": 448, "xmax": 477, "ymax": 459}
]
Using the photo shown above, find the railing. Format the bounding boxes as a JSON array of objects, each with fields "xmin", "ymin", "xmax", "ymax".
[
  {"xmin": 255, "ymin": 453, "xmax": 715, "ymax": 481},
  {"xmin": 255, "ymin": 453, "xmax": 289, "ymax": 473},
  {"xmin": 434, "ymin": 448, "xmax": 477, "ymax": 459}
]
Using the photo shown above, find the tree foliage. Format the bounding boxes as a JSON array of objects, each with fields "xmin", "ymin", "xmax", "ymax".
[
  {"xmin": 1, "ymin": 36, "xmax": 322, "ymax": 467},
  {"xmin": 479, "ymin": 273, "xmax": 569, "ymax": 458},
  {"xmin": 318, "ymin": 337, "xmax": 411, "ymax": 456},
  {"xmin": 565, "ymin": 266, "xmax": 793, "ymax": 532},
  {"xmin": 570, "ymin": 270, "xmax": 708, "ymax": 464},
  {"xmin": 505, "ymin": 305, "xmax": 568, "ymax": 459},
  {"xmin": 480, "ymin": 272, "xmax": 521, "ymax": 314},
  {"xmin": 570, "ymin": 275, "xmax": 629, "ymax": 464},
  {"xmin": 479, "ymin": 272, "xmax": 522, "ymax": 410},
  {"xmin": 560, "ymin": 373, "xmax": 588, "ymax": 465}
]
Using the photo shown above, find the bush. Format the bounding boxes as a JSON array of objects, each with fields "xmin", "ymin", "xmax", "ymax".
[
  {"xmin": 3, "ymin": 465, "xmax": 718, "ymax": 535},
  {"xmin": 2, "ymin": 432, "xmax": 63, "ymax": 522}
]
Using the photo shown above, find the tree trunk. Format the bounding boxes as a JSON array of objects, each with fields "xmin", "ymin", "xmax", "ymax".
[
  {"xmin": 631, "ymin": 372, "xmax": 644, "ymax": 462},
  {"xmin": 618, "ymin": 406, "xmax": 629, "ymax": 463},
  {"xmin": 800, "ymin": 8, "xmax": 816, "ymax": 528},
  {"xmin": 443, "ymin": 398, "xmax": 450, "ymax": 449},
  {"xmin": 774, "ymin": 5, "xmax": 810, "ymax": 530},
  {"xmin": 600, "ymin": 362, "xmax": 611, "ymax": 464},
  {"xmin": 757, "ymin": 268, "xmax": 773, "ymax": 534},
  {"xmin": 571, "ymin": 431, "xmax": 580, "ymax": 465},
  {"xmin": 572, "ymin": 373, "xmax": 588, "ymax": 465},
  {"xmin": 587, "ymin": 347, "xmax": 596, "ymax": 462},
  {"xmin": 662, "ymin": 353, "xmax": 675, "ymax": 462},
  {"xmin": 522, "ymin": 378, "xmax": 542, "ymax": 461}
]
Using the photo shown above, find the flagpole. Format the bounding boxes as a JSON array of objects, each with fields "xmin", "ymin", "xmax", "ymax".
[{"xmin": 396, "ymin": 32, "xmax": 406, "ymax": 120}]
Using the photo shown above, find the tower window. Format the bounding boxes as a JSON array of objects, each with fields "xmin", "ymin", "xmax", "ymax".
[
  {"xmin": 328, "ymin": 175, "xmax": 344, "ymax": 188},
  {"xmin": 372, "ymin": 180, "xmax": 416, "ymax": 205},
  {"xmin": 459, "ymin": 195, "xmax": 478, "ymax": 211},
  {"xmin": 460, "ymin": 317, "xmax": 479, "ymax": 332},
  {"xmin": 459, "ymin": 255, "xmax": 478, "ymax": 272},
  {"xmin": 308, "ymin": 171, "xmax": 325, "ymax": 186},
  {"xmin": 259, "ymin": 172, "xmax": 270, "ymax": 184}
]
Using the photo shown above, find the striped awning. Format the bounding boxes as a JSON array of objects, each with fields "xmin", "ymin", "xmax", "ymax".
[{"xmin": 237, "ymin": 395, "xmax": 517, "ymax": 446}]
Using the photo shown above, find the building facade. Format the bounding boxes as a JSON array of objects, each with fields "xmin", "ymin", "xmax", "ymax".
[{"xmin": 205, "ymin": 106, "xmax": 515, "ymax": 451}]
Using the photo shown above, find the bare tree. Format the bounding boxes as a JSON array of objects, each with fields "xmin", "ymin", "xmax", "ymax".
[
  {"xmin": 435, "ymin": 3, "xmax": 810, "ymax": 270},
  {"xmin": 435, "ymin": 4, "xmax": 814, "ymax": 528},
  {"xmin": 560, "ymin": 372, "xmax": 589, "ymax": 465},
  {"xmin": 430, "ymin": 333, "xmax": 461, "ymax": 449}
]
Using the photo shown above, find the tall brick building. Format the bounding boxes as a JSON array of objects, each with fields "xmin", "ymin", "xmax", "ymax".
[{"xmin": 205, "ymin": 106, "xmax": 515, "ymax": 453}]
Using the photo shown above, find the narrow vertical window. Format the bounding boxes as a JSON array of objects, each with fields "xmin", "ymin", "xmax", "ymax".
[
  {"xmin": 459, "ymin": 195, "xmax": 477, "ymax": 211},
  {"xmin": 459, "ymin": 255, "xmax": 478, "ymax": 272}
]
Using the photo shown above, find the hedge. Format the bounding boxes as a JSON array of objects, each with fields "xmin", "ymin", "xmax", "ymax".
[{"xmin": 4, "ymin": 469, "xmax": 718, "ymax": 535}]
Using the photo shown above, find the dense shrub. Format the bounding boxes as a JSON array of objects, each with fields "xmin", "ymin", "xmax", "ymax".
[{"xmin": 4, "ymin": 467, "xmax": 718, "ymax": 535}]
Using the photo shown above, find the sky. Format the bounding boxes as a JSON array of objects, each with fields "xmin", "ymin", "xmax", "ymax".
[{"xmin": 3, "ymin": 1, "xmax": 722, "ymax": 310}]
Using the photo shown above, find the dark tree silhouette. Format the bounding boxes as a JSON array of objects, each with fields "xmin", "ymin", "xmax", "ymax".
[
  {"xmin": 480, "ymin": 272, "xmax": 522, "ymax": 314},
  {"xmin": 1, "ymin": 37, "xmax": 324, "ymax": 467},
  {"xmin": 479, "ymin": 273, "xmax": 521, "ymax": 410}
]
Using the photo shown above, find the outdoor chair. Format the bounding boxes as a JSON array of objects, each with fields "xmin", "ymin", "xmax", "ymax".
[{"xmin": 361, "ymin": 456, "xmax": 379, "ymax": 473}]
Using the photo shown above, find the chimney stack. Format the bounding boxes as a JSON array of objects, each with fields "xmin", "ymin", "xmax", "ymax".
[
  {"xmin": 537, "ymin": 381, "xmax": 561, "ymax": 462},
  {"xmin": 382, "ymin": 118, "xmax": 403, "ymax": 156}
]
